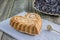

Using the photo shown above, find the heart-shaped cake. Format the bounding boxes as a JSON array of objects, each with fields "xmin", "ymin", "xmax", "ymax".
[{"xmin": 10, "ymin": 13, "xmax": 42, "ymax": 35}]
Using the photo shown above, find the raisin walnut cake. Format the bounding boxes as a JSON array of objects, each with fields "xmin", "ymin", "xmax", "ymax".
[{"xmin": 10, "ymin": 13, "xmax": 42, "ymax": 35}]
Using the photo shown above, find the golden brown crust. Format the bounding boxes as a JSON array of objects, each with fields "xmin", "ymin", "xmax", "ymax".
[{"xmin": 10, "ymin": 13, "xmax": 42, "ymax": 35}]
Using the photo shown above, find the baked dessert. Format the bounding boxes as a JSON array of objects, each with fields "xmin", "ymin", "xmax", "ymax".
[
  {"xmin": 10, "ymin": 13, "xmax": 42, "ymax": 35},
  {"xmin": 34, "ymin": 0, "xmax": 60, "ymax": 16}
]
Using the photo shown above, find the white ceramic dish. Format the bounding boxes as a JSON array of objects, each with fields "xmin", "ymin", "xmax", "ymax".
[{"xmin": 0, "ymin": 11, "xmax": 60, "ymax": 40}]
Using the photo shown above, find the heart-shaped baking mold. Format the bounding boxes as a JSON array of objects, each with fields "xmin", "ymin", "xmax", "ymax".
[{"xmin": 10, "ymin": 13, "xmax": 42, "ymax": 35}]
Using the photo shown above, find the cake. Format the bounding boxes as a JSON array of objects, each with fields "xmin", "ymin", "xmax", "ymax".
[{"xmin": 10, "ymin": 13, "xmax": 42, "ymax": 35}]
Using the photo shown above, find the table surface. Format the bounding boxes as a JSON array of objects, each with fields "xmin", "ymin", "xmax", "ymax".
[{"xmin": 0, "ymin": 0, "xmax": 60, "ymax": 40}]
